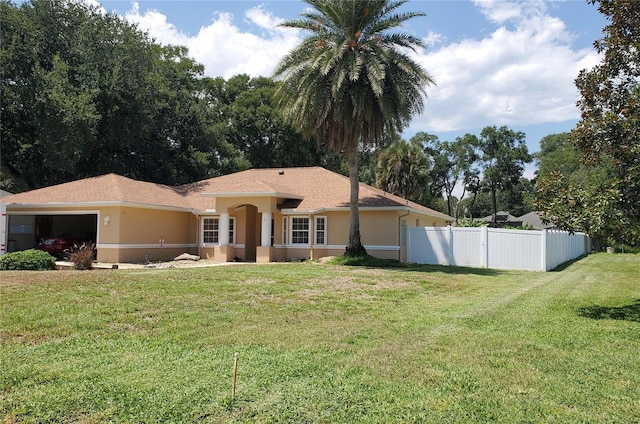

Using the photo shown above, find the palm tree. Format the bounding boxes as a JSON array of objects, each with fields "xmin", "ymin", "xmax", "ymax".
[
  {"xmin": 376, "ymin": 139, "xmax": 430, "ymax": 202},
  {"xmin": 273, "ymin": 0, "xmax": 434, "ymax": 256}
]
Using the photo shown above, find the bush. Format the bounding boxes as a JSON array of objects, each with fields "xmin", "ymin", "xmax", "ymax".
[
  {"xmin": 0, "ymin": 249, "xmax": 56, "ymax": 270},
  {"xmin": 457, "ymin": 217, "xmax": 487, "ymax": 227},
  {"xmin": 66, "ymin": 242, "xmax": 95, "ymax": 270}
]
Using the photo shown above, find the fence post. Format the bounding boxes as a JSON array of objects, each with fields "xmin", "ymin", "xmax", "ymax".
[
  {"xmin": 541, "ymin": 229, "xmax": 547, "ymax": 271},
  {"xmin": 447, "ymin": 225, "xmax": 453, "ymax": 266},
  {"xmin": 481, "ymin": 226, "xmax": 488, "ymax": 268}
]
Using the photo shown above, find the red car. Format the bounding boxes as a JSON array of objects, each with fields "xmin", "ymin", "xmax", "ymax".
[{"xmin": 37, "ymin": 237, "xmax": 83, "ymax": 258}]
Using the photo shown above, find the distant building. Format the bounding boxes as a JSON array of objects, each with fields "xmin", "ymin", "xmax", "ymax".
[
  {"xmin": 517, "ymin": 211, "xmax": 556, "ymax": 230},
  {"xmin": 478, "ymin": 211, "xmax": 521, "ymax": 228},
  {"xmin": 478, "ymin": 211, "xmax": 555, "ymax": 230}
]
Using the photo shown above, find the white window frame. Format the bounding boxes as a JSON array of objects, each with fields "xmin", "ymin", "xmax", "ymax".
[
  {"xmin": 290, "ymin": 216, "xmax": 310, "ymax": 245},
  {"xmin": 202, "ymin": 217, "xmax": 219, "ymax": 245},
  {"xmin": 282, "ymin": 217, "xmax": 288, "ymax": 245},
  {"xmin": 202, "ymin": 216, "xmax": 236, "ymax": 245},
  {"xmin": 314, "ymin": 216, "xmax": 327, "ymax": 245},
  {"xmin": 229, "ymin": 217, "xmax": 236, "ymax": 245}
]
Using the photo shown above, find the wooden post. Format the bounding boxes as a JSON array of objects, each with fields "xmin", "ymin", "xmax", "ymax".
[{"xmin": 232, "ymin": 352, "xmax": 239, "ymax": 401}]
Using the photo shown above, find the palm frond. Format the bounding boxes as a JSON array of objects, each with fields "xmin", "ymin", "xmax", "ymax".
[{"xmin": 273, "ymin": 0, "xmax": 435, "ymax": 150}]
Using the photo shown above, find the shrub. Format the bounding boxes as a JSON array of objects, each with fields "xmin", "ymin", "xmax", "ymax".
[
  {"xmin": 66, "ymin": 242, "xmax": 96, "ymax": 270},
  {"xmin": 457, "ymin": 217, "xmax": 487, "ymax": 227},
  {"xmin": 0, "ymin": 249, "xmax": 56, "ymax": 270},
  {"xmin": 504, "ymin": 223, "xmax": 535, "ymax": 230}
]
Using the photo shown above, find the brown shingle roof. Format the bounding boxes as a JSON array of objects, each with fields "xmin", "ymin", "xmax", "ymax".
[
  {"xmin": 3, "ymin": 174, "xmax": 194, "ymax": 210},
  {"xmin": 3, "ymin": 167, "xmax": 453, "ymax": 221}
]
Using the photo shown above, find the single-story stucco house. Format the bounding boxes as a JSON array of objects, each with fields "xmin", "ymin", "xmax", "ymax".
[{"xmin": 1, "ymin": 166, "xmax": 453, "ymax": 263}]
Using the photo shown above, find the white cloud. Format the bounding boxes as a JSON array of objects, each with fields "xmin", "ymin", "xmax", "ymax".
[
  {"xmin": 121, "ymin": 2, "xmax": 300, "ymax": 79},
  {"xmin": 423, "ymin": 31, "xmax": 446, "ymax": 49},
  {"xmin": 473, "ymin": 0, "xmax": 546, "ymax": 25},
  {"xmin": 412, "ymin": 0, "xmax": 601, "ymax": 132},
  {"xmin": 81, "ymin": 0, "xmax": 106, "ymax": 14},
  {"xmin": 124, "ymin": 2, "xmax": 190, "ymax": 47},
  {"xmin": 244, "ymin": 5, "xmax": 285, "ymax": 30}
]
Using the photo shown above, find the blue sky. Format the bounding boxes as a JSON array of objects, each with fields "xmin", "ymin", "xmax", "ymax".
[{"xmin": 90, "ymin": 0, "xmax": 606, "ymax": 169}]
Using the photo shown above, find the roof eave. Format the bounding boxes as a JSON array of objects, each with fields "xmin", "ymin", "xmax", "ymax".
[
  {"xmin": 280, "ymin": 205, "xmax": 454, "ymax": 221},
  {"xmin": 5, "ymin": 201, "xmax": 192, "ymax": 213},
  {"xmin": 200, "ymin": 191, "xmax": 303, "ymax": 200}
]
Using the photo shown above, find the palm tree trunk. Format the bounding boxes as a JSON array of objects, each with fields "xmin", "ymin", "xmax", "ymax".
[{"xmin": 345, "ymin": 146, "xmax": 367, "ymax": 257}]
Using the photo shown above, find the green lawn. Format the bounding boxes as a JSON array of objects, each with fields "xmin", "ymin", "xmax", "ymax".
[{"xmin": 1, "ymin": 253, "xmax": 639, "ymax": 423}]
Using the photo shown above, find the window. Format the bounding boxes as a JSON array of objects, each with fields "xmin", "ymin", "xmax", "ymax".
[
  {"xmin": 315, "ymin": 216, "xmax": 327, "ymax": 245},
  {"xmin": 203, "ymin": 218, "xmax": 219, "ymax": 244},
  {"xmin": 203, "ymin": 217, "xmax": 235, "ymax": 244},
  {"xmin": 291, "ymin": 217, "xmax": 309, "ymax": 244},
  {"xmin": 229, "ymin": 217, "xmax": 236, "ymax": 245},
  {"xmin": 282, "ymin": 217, "xmax": 288, "ymax": 245}
]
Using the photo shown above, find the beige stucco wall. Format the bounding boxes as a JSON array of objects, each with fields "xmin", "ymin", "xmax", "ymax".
[
  {"xmin": 116, "ymin": 207, "xmax": 194, "ymax": 244},
  {"xmin": 360, "ymin": 210, "xmax": 400, "ymax": 246},
  {"xmin": 406, "ymin": 212, "xmax": 449, "ymax": 228},
  {"xmin": 104, "ymin": 206, "xmax": 196, "ymax": 263},
  {"xmin": 214, "ymin": 196, "xmax": 277, "ymax": 216}
]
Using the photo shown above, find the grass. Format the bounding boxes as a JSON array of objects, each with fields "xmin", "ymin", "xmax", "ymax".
[{"xmin": 1, "ymin": 253, "xmax": 639, "ymax": 423}]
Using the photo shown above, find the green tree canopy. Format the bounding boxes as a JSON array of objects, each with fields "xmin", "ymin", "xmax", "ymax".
[
  {"xmin": 460, "ymin": 177, "xmax": 534, "ymax": 219},
  {"xmin": 226, "ymin": 76, "xmax": 323, "ymax": 169},
  {"xmin": 476, "ymin": 126, "xmax": 532, "ymax": 224},
  {"xmin": 536, "ymin": 0, "xmax": 640, "ymax": 246},
  {"xmin": 417, "ymin": 132, "xmax": 480, "ymax": 219},
  {"xmin": 535, "ymin": 133, "xmax": 582, "ymax": 180},
  {"xmin": 1, "ymin": 0, "xmax": 236, "ymax": 189}
]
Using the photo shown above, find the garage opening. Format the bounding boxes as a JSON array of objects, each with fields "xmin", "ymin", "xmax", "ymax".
[{"xmin": 7, "ymin": 214, "xmax": 97, "ymax": 257}]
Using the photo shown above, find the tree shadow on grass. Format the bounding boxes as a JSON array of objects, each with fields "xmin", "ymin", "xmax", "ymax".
[
  {"xmin": 402, "ymin": 264, "xmax": 505, "ymax": 276},
  {"xmin": 550, "ymin": 255, "xmax": 588, "ymax": 272},
  {"xmin": 577, "ymin": 299, "xmax": 640, "ymax": 322},
  {"xmin": 330, "ymin": 255, "xmax": 507, "ymax": 276}
]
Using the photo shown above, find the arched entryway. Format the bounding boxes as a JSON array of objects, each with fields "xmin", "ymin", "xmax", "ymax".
[{"xmin": 203, "ymin": 196, "xmax": 277, "ymax": 264}]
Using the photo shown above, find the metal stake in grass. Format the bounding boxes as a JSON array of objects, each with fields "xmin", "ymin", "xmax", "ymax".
[{"xmin": 231, "ymin": 352, "xmax": 239, "ymax": 401}]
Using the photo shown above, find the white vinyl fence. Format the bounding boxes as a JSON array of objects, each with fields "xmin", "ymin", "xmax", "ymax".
[{"xmin": 407, "ymin": 226, "xmax": 591, "ymax": 271}]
